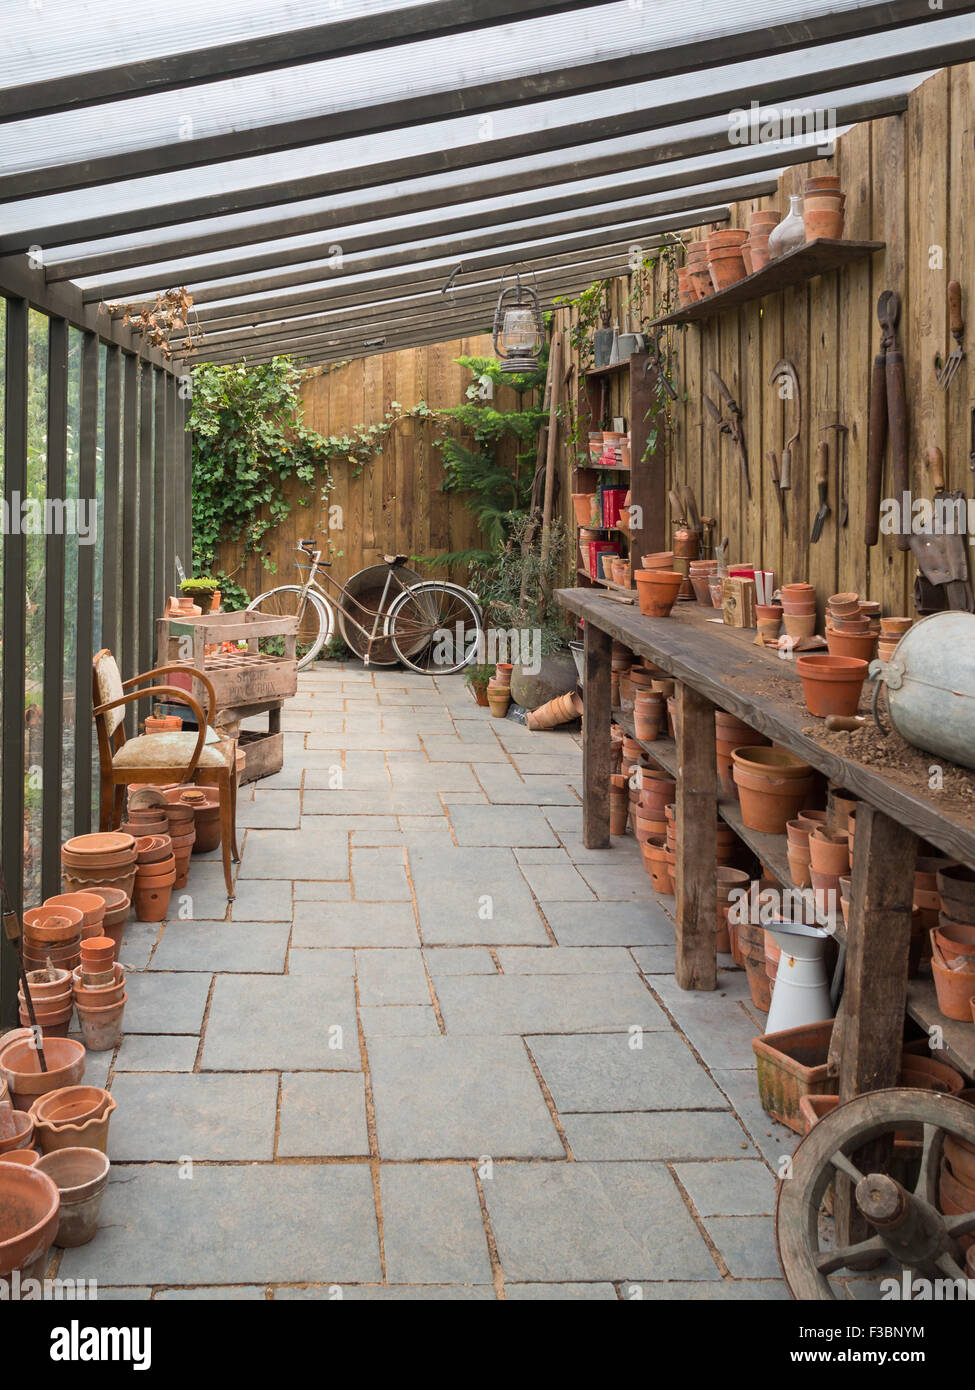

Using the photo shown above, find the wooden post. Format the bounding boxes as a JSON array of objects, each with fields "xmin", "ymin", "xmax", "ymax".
[
  {"xmin": 675, "ymin": 680, "xmax": 718, "ymax": 990},
  {"xmin": 582, "ymin": 619, "xmax": 612, "ymax": 849},
  {"xmin": 539, "ymin": 332, "xmax": 563, "ymax": 568},
  {"xmin": 833, "ymin": 803, "xmax": 917, "ymax": 1247}
]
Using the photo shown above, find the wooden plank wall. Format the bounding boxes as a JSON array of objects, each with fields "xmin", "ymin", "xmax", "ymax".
[
  {"xmin": 217, "ymin": 332, "xmax": 504, "ymax": 598},
  {"xmin": 553, "ymin": 63, "xmax": 975, "ymax": 620}
]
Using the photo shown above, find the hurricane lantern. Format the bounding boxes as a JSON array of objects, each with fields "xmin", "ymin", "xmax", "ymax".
[{"xmin": 493, "ymin": 276, "xmax": 544, "ymax": 374}]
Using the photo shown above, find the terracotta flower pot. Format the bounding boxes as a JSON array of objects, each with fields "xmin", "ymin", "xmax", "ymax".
[
  {"xmin": 75, "ymin": 996, "xmax": 128, "ymax": 1054},
  {"xmin": 136, "ymin": 855, "xmax": 177, "ymax": 881},
  {"xmin": 35, "ymin": 1147, "xmax": 111, "ymax": 1249},
  {"xmin": 788, "ymin": 850, "xmax": 812, "ymax": 889},
  {"xmin": 796, "ymin": 654, "xmax": 868, "ymax": 718},
  {"xmin": 0, "ymin": 1109, "xmax": 34, "ymax": 1156},
  {"xmin": 784, "ymin": 614, "xmax": 817, "ymax": 641},
  {"xmin": 72, "ymin": 962, "xmax": 126, "ymax": 1008},
  {"xmin": 824, "ymin": 628, "xmax": 877, "ymax": 663},
  {"xmin": 135, "ymin": 835, "xmax": 174, "ymax": 865},
  {"xmin": 572, "ymin": 493, "xmax": 597, "ymax": 526},
  {"xmin": 708, "ymin": 248, "xmax": 746, "ymax": 291},
  {"xmin": 641, "ymin": 551, "xmax": 675, "ymax": 570},
  {"xmin": 808, "ymin": 828, "xmax": 851, "ymax": 877},
  {"xmin": 0, "ymin": 1036, "xmax": 86, "ymax": 1113},
  {"xmin": 42, "ymin": 893, "xmax": 105, "ymax": 939},
  {"xmin": 17, "ymin": 1002, "xmax": 73, "ymax": 1039},
  {"xmin": 804, "ymin": 209, "xmax": 845, "ymax": 241},
  {"xmin": 31, "ymin": 1086, "xmax": 111, "ymax": 1132},
  {"xmin": 931, "ymin": 936, "xmax": 975, "ymax": 1021},
  {"xmin": 80, "ymin": 935, "xmax": 116, "ymax": 968},
  {"xmin": 749, "ymin": 234, "xmax": 771, "ymax": 270},
  {"xmin": 31, "ymin": 1092, "xmax": 117, "ymax": 1154},
  {"xmin": 633, "ymin": 569, "xmax": 683, "ymax": 618},
  {"xmin": 19, "ymin": 967, "xmax": 72, "ymax": 1002},
  {"xmin": 731, "ymin": 747, "xmax": 815, "ymax": 834},
  {"xmin": 642, "ymin": 836, "xmax": 674, "ymax": 895},
  {"xmin": 0, "ymin": 1164, "xmax": 61, "ymax": 1280},
  {"xmin": 487, "ymin": 689, "xmax": 511, "ymax": 719},
  {"xmin": 132, "ymin": 880, "xmax": 175, "ymax": 923},
  {"xmin": 0, "ymin": 1149, "xmax": 38, "ymax": 1168},
  {"xmin": 22, "ymin": 905, "xmax": 84, "ymax": 945}
]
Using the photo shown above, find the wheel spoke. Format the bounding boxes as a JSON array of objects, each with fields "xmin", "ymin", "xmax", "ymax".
[
  {"xmin": 944, "ymin": 1211, "xmax": 975, "ymax": 1237},
  {"xmin": 829, "ymin": 1149, "xmax": 866, "ymax": 1185},
  {"xmin": 913, "ymin": 1124, "xmax": 943, "ymax": 1201},
  {"xmin": 935, "ymin": 1251, "xmax": 971, "ymax": 1283},
  {"xmin": 815, "ymin": 1236, "xmax": 888, "ymax": 1275}
]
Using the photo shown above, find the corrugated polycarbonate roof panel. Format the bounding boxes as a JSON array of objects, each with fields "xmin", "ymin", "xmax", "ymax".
[{"xmin": 3, "ymin": 8, "xmax": 971, "ymax": 185}]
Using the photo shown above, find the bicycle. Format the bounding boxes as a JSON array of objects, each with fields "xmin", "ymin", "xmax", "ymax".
[{"xmin": 246, "ymin": 541, "xmax": 484, "ymax": 674}]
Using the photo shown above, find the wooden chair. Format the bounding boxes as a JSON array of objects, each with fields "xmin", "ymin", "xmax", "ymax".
[{"xmin": 92, "ymin": 649, "xmax": 239, "ymax": 899}]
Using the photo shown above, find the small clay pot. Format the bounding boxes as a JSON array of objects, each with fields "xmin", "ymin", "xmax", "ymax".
[
  {"xmin": 708, "ymin": 248, "xmax": 746, "ymax": 291},
  {"xmin": 808, "ymin": 828, "xmax": 851, "ymax": 877},
  {"xmin": 826, "ymin": 628, "xmax": 877, "ymax": 663},
  {"xmin": 22, "ymin": 905, "xmax": 84, "ymax": 945},
  {"xmin": 796, "ymin": 654, "xmax": 868, "ymax": 718},
  {"xmin": 75, "ymin": 996, "xmax": 127, "ymax": 1054},
  {"xmin": 633, "ymin": 569, "xmax": 683, "ymax": 618},
  {"xmin": 31, "ymin": 1086, "xmax": 111, "ymax": 1132},
  {"xmin": 804, "ymin": 209, "xmax": 845, "ymax": 241},
  {"xmin": 35, "ymin": 1147, "xmax": 111, "ymax": 1249},
  {"xmin": 0, "ymin": 1036, "xmax": 87, "ymax": 1113}
]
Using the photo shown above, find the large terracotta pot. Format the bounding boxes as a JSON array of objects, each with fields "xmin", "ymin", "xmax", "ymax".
[
  {"xmin": 633, "ymin": 569, "xmax": 683, "ymax": 618},
  {"xmin": 796, "ymin": 654, "xmax": 868, "ymax": 718},
  {"xmin": 731, "ymin": 747, "xmax": 815, "ymax": 834},
  {"xmin": 0, "ymin": 1164, "xmax": 60, "ymax": 1280}
]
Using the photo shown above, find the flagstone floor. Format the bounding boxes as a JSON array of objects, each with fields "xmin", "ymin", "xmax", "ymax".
[{"xmin": 59, "ymin": 662, "xmax": 807, "ymax": 1301}]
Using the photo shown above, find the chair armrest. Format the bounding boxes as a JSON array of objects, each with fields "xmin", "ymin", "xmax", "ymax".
[
  {"xmin": 121, "ymin": 663, "xmax": 217, "ymax": 728},
  {"xmin": 93, "ymin": 686, "xmax": 208, "ymax": 778}
]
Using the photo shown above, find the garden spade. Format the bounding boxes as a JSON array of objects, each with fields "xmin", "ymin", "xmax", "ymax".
[
  {"xmin": 810, "ymin": 441, "xmax": 831, "ymax": 542},
  {"xmin": 909, "ymin": 445, "xmax": 973, "ymax": 612}
]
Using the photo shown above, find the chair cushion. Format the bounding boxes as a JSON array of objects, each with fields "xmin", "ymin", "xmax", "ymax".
[
  {"xmin": 93, "ymin": 650, "xmax": 125, "ymax": 737},
  {"xmin": 113, "ymin": 731, "xmax": 234, "ymax": 770}
]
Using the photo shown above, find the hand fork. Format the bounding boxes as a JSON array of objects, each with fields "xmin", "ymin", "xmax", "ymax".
[{"xmin": 937, "ymin": 280, "xmax": 965, "ymax": 390}]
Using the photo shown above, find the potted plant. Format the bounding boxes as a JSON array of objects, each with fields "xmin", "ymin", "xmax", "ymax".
[
  {"xmin": 179, "ymin": 576, "xmax": 220, "ymax": 614},
  {"xmin": 464, "ymin": 664, "xmax": 495, "ymax": 706}
]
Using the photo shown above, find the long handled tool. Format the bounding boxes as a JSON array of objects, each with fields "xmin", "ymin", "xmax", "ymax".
[
  {"xmin": 769, "ymin": 359, "xmax": 800, "ymax": 491},
  {"xmin": 705, "ymin": 370, "xmax": 751, "ymax": 498},
  {"xmin": 810, "ymin": 441, "xmax": 831, "ymax": 542},
  {"xmin": 936, "ymin": 280, "xmax": 965, "ymax": 390},
  {"xmin": 0, "ymin": 864, "xmax": 47, "ymax": 1071},
  {"xmin": 767, "ymin": 450, "xmax": 789, "ymax": 535},
  {"xmin": 865, "ymin": 291, "xmax": 893, "ymax": 546}
]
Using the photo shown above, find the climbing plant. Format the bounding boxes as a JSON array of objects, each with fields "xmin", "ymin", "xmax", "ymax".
[
  {"xmin": 189, "ymin": 356, "xmax": 434, "ymax": 596},
  {"xmin": 424, "ymin": 352, "xmax": 550, "ymax": 568}
]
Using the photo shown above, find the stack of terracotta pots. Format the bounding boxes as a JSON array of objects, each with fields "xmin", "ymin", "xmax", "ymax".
[
  {"xmin": 877, "ymin": 615, "xmax": 912, "ymax": 663},
  {"xmin": 144, "ymin": 713, "xmax": 182, "ymax": 734},
  {"xmin": 0, "ymin": 1030, "xmax": 86, "ymax": 1117},
  {"xmin": 631, "ymin": 769, "xmax": 676, "ymax": 843},
  {"xmin": 779, "ymin": 583, "xmax": 817, "ymax": 642},
  {"xmin": 732, "ymin": 747, "xmax": 815, "ymax": 833},
  {"xmin": 641, "ymin": 835, "xmax": 674, "ymax": 895},
  {"xmin": 73, "ymin": 936, "xmax": 127, "ymax": 1051},
  {"xmin": 756, "ymin": 603, "xmax": 783, "ymax": 643},
  {"xmin": 685, "ymin": 241, "xmax": 711, "ymax": 300},
  {"xmin": 745, "ymin": 209, "xmax": 779, "ymax": 272},
  {"xmin": 785, "ymin": 810, "xmax": 827, "ymax": 888},
  {"xmin": 808, "ymin": 826, "xmax": 850, "ymax": 921},
  {"xmin": 44, "ymin": 891, "xmax": 106, "ymax": 944},
  {"xmin": 132, "ymin": 835, "xmax": 176, "ymax": 922},
  {"xmin": 824, "ymin": 592, "xmax": 878, "ymax": 662},
  {"xmin": 61, "ymin": 832, "xmax": 138, "ymax": 901},
  {"xmin": 633, "ymin": 690, "xmax": 665, "ymax": 742},
  {"xmin": 663, "ymin": 803, "xmax": 741, "ymax": 869},
  {"xmin": 526, "ymin": 690, "xmax": 583, "ymax": 731},
  {"xmin": 486, "ymin": 668, "xmax": 512, "ymax": 719},
  {"xmin": 121, "ymin": 803, "xmax": 169, "ymax": 838},
  {"xmin": 931, "ymin": 866, "xmax": 975, "ymax": 1022},
  {"xmin": 688, "ymin": 559, "xmax": 718, "ymax": 606},
  {"xmin": 715, "ymin": 710, "xmax": 769, "ymax": 799},
  {"xmin": 707, "ymin": 229, "xmax": 748, "ymax": 291},
  {"xmin": 17, "ymin": 965, "xmax": 74, "ymax": 1039},
  {"xmin": 717, "ymin": 867, "xmax": 750, "ymax": 954},
  {"xmin": 803, "ymin": 175, "xmax": 844, "ymax": 241},
  {"xmin": 158, "ymin": 799, "xmax": 196, "ymax": 889},
  {"xmin": 22, "ymin": 905, "xmax": 84, "ymax": 979},
  {"xmin": 796, "ymin": 653, "xmax": 869, "ymax": 718},
  {"xmin": 164, "ymin": 787, "xmax": 220, "ymax": 854}
]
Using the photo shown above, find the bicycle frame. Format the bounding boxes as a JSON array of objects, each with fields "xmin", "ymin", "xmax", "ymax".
[{"xmin": 293, "ymin": 545, "xmax": 413, "ymax": 662}]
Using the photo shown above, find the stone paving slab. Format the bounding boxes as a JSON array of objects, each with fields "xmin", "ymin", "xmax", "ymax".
[
  {"xmin": 631, "ymin": 1280, "xmax": 790, "ymax": 1300},
  {"xmin": 368, "ymin": 1036, "xmax": 563, "ymax": 1159},
  {"xmin": 517, "ymin": 862, "xmax": 597, "ymax": 901},
  {"xmin": 359, "ymin": 1005, "xmax": 440, "ymax": 1036},
  {"xmin": 109, "ymin": 1073, "xmax": 279, "ymax": 1162},
  {"xmin": 494, "ymin": 947, "xmax": 639, "ymax": 974},
  {"xmin": 703, "ymin": 1216, "xmax": 783, "ymax": 1278},
  {"xmin": 274, "ymin": 1284, "xmax": 495, "ymax": 1300},
  {"xmin": 149, "ymin": 922, "xmax": 290, "ymax": 973},
  {"xmin": 292, "ymin": 900, "xmax": 419, "ymax": 948},
  {"xmin": 542, "ymin": 900, "xmax": 676, "ymax": 947},
  {"xmin": 436, "ymin": 973, "xmax": 670, "ymax": 1036},
  {"xmin": 124, "ymin": 972, "xmax": 211, "ymax": 1035},
  {"xmin": 675, "ymin": 1159, "xmax": 776, "ymax": 1217},
  {"xmin": 287, "ymin": 948, "xmax": 356, "ymax": 976},
  {"xmin": 114, "ymin": 1033, "xmax": 200, "ymax": 1072},
  {"xmin": 423, "ymin": 947, "xmax": 497, "ymax": 975},
  {"xmin": 355, "ymin": 948, "xmax": 430, "ymax": 1004},
  {"xmin": 561, "ymin": 1111, "xmax": 756, "ymax": 1162},
  {"xmin": 59, "ymin": 1166, "xmax": 382, "ymax": 1286},
  {"xmin": 237, "ymin": 791, "xmax": 302, "ymax": 829},
  {"xmin": 350, "ymin": 847, "xmax": 411, "ymax": 901},
  {"xmin": 277, "ymin": 1073, "xmax": 369, "ymax": 1157},
  {"xmin": 201, "ymin": 975, "xmax": 360, "ymax": 1070},
  {"xmin": 155, "ymin": 1286, "xmax": 267, "ymax": 1300},
  {"xmin": 239, "ymin": 828, "xmax": 349, "ymax": 880},
  {"xmin": 448, "ymin": 803, "xmax": 560, "ymax": 847},
  {"xmin": 504, "ymin": 1282, "xmax": 618, "ymax": 1300},
  {"xmin": 409, "ymin": 846, "xmax": 550, "ymax": 945},
  {"xmin": 526, "ymin": 1032, "xmax": 726, "ymax": 1111},
  {"xmin": 380, "ymin": 1165, "xmax": 493, "ymax": 1285},
  {"xmin": 483, "ymin": 1162, "xmax": 718, "ymax": 1283},
  {"xmin": 650, "ymin": 973, "xmax": 762, "ymax": 1070}
]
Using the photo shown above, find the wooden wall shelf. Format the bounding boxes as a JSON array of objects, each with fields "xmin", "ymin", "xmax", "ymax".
[{"xmin": 649, "ymin": 238, "xmax": 885, "ymax": 327}]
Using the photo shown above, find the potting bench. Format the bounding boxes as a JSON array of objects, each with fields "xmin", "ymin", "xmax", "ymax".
[{"xmin": 557, "ymin": 587, "xmax": 975, "ymax": 1090}]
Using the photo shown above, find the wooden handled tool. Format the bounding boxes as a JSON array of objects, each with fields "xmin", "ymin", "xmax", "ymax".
[
  {"xmin": 824, "ymin": 714, "xmax": 868, "ymax": 731},
  {"xmin": 937, "ymin": 280, "xmax": 965, "ymax": 389},
  {"xmin": 810, "ymin": 441, "xmax": 831, "ymax": 542}
]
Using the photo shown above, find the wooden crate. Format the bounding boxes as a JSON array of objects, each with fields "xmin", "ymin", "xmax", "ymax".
[
  {"xmin": 155, "ymin": 613, "xmax": 299, "ymax": 709},
  {"xmin": 237, "ymin": 728, "xmax": 285, "ymax": 785}
]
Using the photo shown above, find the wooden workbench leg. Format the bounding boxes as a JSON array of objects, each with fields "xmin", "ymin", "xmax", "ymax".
[
  {"xmin": 675, "ymin": 681, "xmax": 718, "ymax": 991},
  {"xmin": 268, "ymin": 706, "xmax": 281, "ymax": 735},
  {"xmin": 834, "ymin": 804, "xmax": 917, "ymax": 1247},
  {"xmin": 582, "ymin": 622, "xmax": 612, "ymax": 849}
]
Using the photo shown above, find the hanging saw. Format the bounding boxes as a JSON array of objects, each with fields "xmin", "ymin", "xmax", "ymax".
[
  {"xmin": 768, "ymin": 359, "xmax": 801, "ymax": 490},
  {"xmin": 703, "ymin": 369, "xmax": 751, "ymax": 498}
]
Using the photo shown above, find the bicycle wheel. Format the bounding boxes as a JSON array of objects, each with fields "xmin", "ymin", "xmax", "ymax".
[
  {"xmin": 246, "ymin": 585, "xmax": 333, "ymax": 669},
  {"xmin": 384, "ymin": 581, "xmax": 483, "ymax": 674}
]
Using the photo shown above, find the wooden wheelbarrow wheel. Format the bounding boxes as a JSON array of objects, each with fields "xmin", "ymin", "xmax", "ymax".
[{"xmin": 775, "ymin": 1087, "xmax": 975, "ymax": 1299}]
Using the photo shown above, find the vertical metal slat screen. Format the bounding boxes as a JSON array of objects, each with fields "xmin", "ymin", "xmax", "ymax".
[{"xmin": 40, "ymin": 316, "xmax": 68, "ymax": 899}]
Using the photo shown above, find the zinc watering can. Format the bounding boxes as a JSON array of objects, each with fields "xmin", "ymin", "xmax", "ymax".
[
  {"xmin": 764, "ymin": 920, "xmax": 834, "ymax": 1035},
  {"xmin": 870, "ymin": 611, "xmax": 975, "ymax": 771}
]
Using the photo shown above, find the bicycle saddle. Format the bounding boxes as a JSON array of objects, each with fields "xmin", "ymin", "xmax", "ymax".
[{"xmin": 384, "ymin": 553, "xmax": 409, "ymax": 566}]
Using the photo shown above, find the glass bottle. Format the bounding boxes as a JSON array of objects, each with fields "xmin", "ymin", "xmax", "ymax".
[{"xmin": 767, "ymin": 193, "xmax": 806, "ymax": 260}]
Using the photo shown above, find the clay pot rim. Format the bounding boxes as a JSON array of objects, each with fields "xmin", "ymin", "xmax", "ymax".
[
  {"xmin": 796, "ymin": 654, "xmax": 869, "ymax": 678},
  {"xmin": 62, "ymin": 833, "xmax": 135, "ymax": 856},
  {"xmin": 0, "ymin": 1165, "xmax": 61, "ymax": 1266},
  {"xmin": 730, "ymin": 746, "xmax": 814, "ymax": 776},
  {"xmin": 30, "ymin": 1085, "xmax": 112, "ymax": 1128},
  {"xmin": 34, "ymin": 1145, "xmax": 110, "ymax": 1201},
  {"xmin": 74, "ymin": 993, "xmax": 127, "ymax": 1019},
  {"xmin": 634, "ymin": 569, "xmax": 683, "ymax": 585}
]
